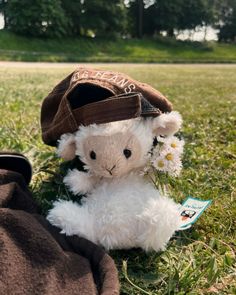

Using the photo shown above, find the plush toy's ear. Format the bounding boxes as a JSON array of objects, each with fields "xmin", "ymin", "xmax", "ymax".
[
  {"xmin": 152, "ymin": 111, "xmax": 182, "ymax": 136},
  {"xmin": 57, "ymin": 133, "xmax": 76, "ymax": 161}
]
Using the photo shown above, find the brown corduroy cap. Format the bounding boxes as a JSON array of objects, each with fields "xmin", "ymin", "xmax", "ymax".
[{"xmin": 41, "ymin": 67, "xmax": 172, "ymax": 146}]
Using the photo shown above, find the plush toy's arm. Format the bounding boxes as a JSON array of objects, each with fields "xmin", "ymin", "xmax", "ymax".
[
  {"xmin": 63, "ymin": 169, "xmax": 97, "ymax": 195},
  {"xmin": 47, "ymin": 200, "xmax": 95, "ymax": 243}
]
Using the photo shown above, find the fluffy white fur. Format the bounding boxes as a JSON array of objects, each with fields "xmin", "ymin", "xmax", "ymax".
[
  {"xmin": 47, "ymin": 111, "xmax": 183, "ymax": 251},
  {"xmin": 152, "ymin": 111, "xmax": 182, "ymax": 136},
  {"xmin": 47, "ymin": 175, "xmax": 181, "ymax": 251},
  {"xmin": 63, "ymin": 169, "xmax": 98, "ymax": 195},
  {"xmin": 57, "ymin": 133, "xmax": 76, "ymax": 161}
]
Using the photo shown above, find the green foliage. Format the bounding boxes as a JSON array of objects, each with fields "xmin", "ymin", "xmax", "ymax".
[
  {"xmin": 61, "ymin": 0, "xmax": 127, "ymax": 37},
  {"xmin": 177, "ymin": 0, "xmax": 216, "ymax": 30},
  {"xmin": 128, "ymin": 0, "xmax": 217, "ymax": 38},
  {"xmin": 217, "ymin": 0, "xmax": 236, "ymax": 42},
  {"xmin": 0, "ymin": 64, "xmax": 235, "ymax": 294},
  {"xmin": 80, "ymin": 0, "xmax": 127, "ymax": 37},
  {"xmin": 61, "ymin": 0, "xmax": 83, "ymax": 36},
  {"xmin": 2, "ymin": 0, "xmax": 70, "ymax": 38},
  {"xmin": 0, "ymin": 0, "xmax": 127, "ymax": 38},
  {"xmin": 0, "ymin": 0, "xmax": 236, "ymax": 42}
]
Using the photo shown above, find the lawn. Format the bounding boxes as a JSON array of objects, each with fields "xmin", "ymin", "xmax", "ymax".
[
  {"xmin": 0, "ymin": 64, "xmax": 235, "ymax": 294},
  {"xmin": 1, "ymin": 30, "xmax": 236, "ymax": 63}
]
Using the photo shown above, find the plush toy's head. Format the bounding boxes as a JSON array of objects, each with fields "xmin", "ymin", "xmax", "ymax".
[{"xmin": 57, "ymin": 111, "xmax": 182, "ymax": 178}]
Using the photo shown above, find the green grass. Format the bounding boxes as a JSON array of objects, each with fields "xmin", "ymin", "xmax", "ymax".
[
  {"xmin": 1, "ymin": 30, "xmax": 236, "ymax": 63},
  {"xmin": 0, "ymin": 64, "xmax": 235, "ymax": 294}
]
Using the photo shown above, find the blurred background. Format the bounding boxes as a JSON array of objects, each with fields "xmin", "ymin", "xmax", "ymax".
[{"xmin": 0, "ymin": 0, "xmax": 235, "ymax": 62}]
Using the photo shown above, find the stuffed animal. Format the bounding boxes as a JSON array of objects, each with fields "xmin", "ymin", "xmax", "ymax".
[{"xmin": 47, "ymin": 111, "xmax": 183, "ymax": 251}]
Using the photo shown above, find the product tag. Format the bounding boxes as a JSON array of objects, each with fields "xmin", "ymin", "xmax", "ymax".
[{"xmin": 178, "ymin": 197, "xmax": 212, "ymax": 230}]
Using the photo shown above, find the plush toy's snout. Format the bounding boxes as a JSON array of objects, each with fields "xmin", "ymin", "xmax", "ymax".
[{"xmin": 81, "ymin": 131, "xmax": 143, "ymax": 178}]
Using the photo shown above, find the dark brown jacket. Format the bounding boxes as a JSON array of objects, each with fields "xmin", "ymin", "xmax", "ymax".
[{"xmin": 0, "ymin": 169, "xmax": 119, "ymax": 295}]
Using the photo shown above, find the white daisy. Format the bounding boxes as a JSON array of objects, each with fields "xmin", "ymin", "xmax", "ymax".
[
  {"xmin": 161, "ymin": 136, "xmax": 184, "ymax": 154},
  {"xmin": 151, "ymin": 149, "xmax": 183, "ymax": 176}
]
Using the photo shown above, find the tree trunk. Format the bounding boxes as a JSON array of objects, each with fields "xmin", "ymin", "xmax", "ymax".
[
  {"xmin": 167, "ymin": 28, "xmax": 174, "ymax": 37},
  {"xmin": 203, "ymin": 26, "xmax": 208, "ymax": 41},
  {"xmin": 138, "ymin": 0, "xmax": 143, "ymax": 39}
]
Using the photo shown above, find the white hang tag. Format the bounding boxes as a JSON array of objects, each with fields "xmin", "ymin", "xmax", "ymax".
[{"xmin": 178, "ymin": 196, "xmax": 212, "ymax": 230}]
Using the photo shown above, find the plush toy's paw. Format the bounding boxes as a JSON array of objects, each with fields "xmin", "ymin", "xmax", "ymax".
[
  {"xmin": 63, "ymin": 169, "xmax": 93, "ymax": 195},
  {"xmin": 137, "ymin": 196, "xmax": 181, "ymax": 252},
  {"xmin": 47, "ymin": 200, "xmax": 95, "ymax": 242},
  {"xmin": 47, "ymin": 200, "xmax": 78, "ymax": 235}
]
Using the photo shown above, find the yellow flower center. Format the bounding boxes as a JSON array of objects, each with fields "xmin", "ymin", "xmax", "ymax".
[
  {"xmin": 171, "ymin": 143, "xmax": 177, "ymax": 148},
  {"xmin": 165, "ymin": 153, "xmax": 173, "ymax": 161},
  {"xmin": 157, "ymin": 160, "xmax": 164, "ymax": 168}
]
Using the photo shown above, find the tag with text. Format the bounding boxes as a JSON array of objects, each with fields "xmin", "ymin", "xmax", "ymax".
[{"xmin": 178, "ymin": 197, "xmax": 212, "ymax": 230}]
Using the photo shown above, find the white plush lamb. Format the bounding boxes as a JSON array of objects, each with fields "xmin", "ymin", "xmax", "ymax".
[{"xmin": 47, "ymin": 111, "xmax": 183, "ymax": 251}]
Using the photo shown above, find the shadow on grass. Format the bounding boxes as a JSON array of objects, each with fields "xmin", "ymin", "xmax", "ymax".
[{"xmin": 31, "ymin": 157, "xmax": 86, "ymax": 215}]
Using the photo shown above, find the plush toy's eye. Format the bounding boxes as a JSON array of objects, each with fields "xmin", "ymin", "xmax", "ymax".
[
  {"xmin": 90, "ymin": 151, "xmax": 96, "ymax": 160},
  {"xmin": 123, "ymin": 149, "xmax": 132, "ymax": 159}
]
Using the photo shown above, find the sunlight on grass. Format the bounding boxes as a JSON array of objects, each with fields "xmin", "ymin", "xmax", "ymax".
[{"xmin": 0, "ymin": 64, "xmax": 235, "ymax": 294}]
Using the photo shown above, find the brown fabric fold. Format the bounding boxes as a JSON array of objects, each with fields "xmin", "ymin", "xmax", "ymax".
[
  {"xmin": 0, "ymin": 169, "xmax": 119, "ymax": 295},
  {"xmin": 73, "ymin": 92, "xmax": 143, "ymax": 126}
]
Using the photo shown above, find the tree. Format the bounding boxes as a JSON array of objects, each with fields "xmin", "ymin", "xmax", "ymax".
[
  {"xmin": 178, "ymin": 0, "xmax": 217, "ymax": 31},
  {"xmin": 0, "ymin": 0, "xmax": 127, "ymax": 38},
  {"xmin": 128, "ymin": 0, "xmax": 216, "ymax": 38},
  {"xmin": 61, "ymin": 0, "xmax": 83, "ymax": 36},
  {"xmin": 217, "ymin": 0, "xmax": 236, "ymax": 42},
  {"xmin": 138, "ymin": 0, "xmax": 144, "ymax": 38},
  {"xmin": 152, "ymin": 0, "xmax": 183, "ymax": 37},
  {"xmin": 127, "ymin": 0, "xmax": 156, "ymax": 38},
  {"xmin": 2, "ymin": 0, "xmax": 70, "ymax": 37},
  {"xmin": 80, "ymin": 0, "xmax": 127, "ymax": 37}
]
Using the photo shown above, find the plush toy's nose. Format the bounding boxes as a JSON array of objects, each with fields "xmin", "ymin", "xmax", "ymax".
[{"xmin": 105, "ymin": 165, "xmax": 116, "ymax": 175}]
